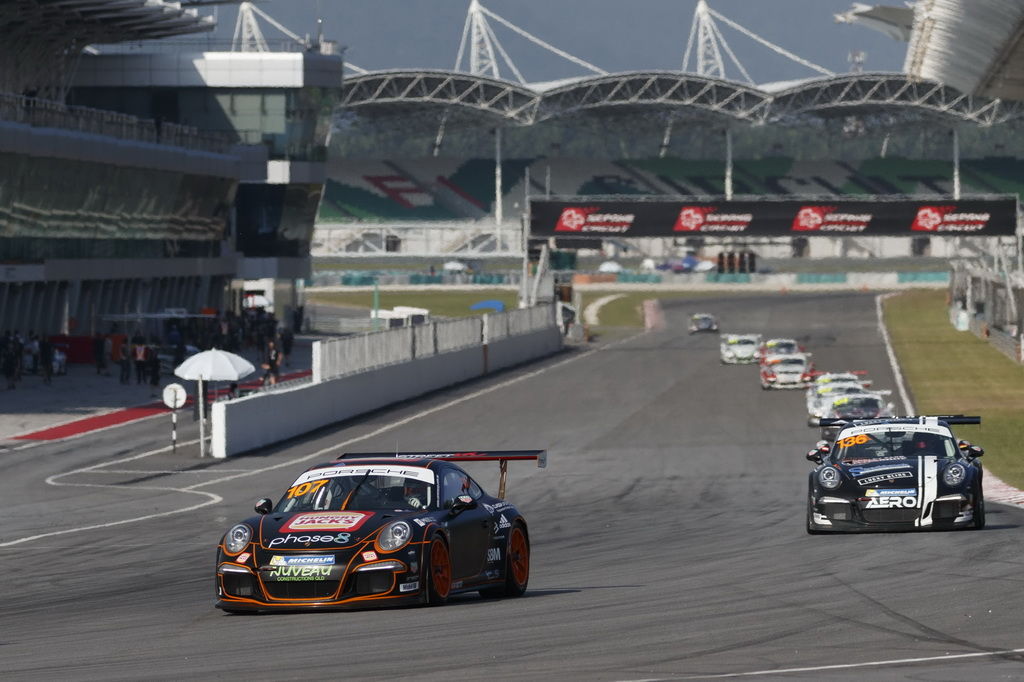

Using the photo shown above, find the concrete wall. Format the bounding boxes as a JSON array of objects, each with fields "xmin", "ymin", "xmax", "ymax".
[{"xmin": 211, "ymin": 326, "xmax": 562, "ymax": 458}]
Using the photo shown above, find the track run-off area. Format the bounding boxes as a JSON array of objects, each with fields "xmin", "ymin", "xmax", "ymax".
[{"xmin": 2, "ymin": 292, "xmax": 1023, "ymax": 681}]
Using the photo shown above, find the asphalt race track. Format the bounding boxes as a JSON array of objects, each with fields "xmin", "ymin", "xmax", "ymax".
[{"xmin": 3, "ymin": 292, "xmax": 1023, "ymax": 681}]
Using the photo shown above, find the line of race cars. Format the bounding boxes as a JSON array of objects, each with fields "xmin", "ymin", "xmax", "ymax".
[
  {"xmin": 703, "ymin": 312, "xmax": 988, "ymax": 534},
  {"xmin": 212, "ymin": 312, "xmax": 992, "ymax": 614}
]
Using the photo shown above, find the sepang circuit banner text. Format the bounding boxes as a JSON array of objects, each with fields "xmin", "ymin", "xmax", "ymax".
[{"xmin": 529, "ymin": 197, "xmax": 1019, "ymax": 237}]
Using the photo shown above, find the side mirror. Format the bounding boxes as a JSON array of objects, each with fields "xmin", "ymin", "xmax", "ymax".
[
  {"xmin": 806, "ymin": 449, "xmax": 822, "ymax": 463},
  {"xmin": 254, "ymin": 498, "xmax": 273, "ymax": 515},
  {"xmin": 969, "ymin": 446, "xmax": 984, "ymax": 458},
  {"xmin": 957, "ymin": 439, "xmax": 971, "ymax": 451},
  {"xmin": 815, "ymin": 440, "xmax": 829, "ymax": 450},
  {"xmin": 447, "ymin": 495, "xmax": 477, "ymax": 515}
]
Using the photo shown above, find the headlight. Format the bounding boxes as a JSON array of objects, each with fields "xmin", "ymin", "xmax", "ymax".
[
  {"xmin": 943, "ymin": 463, "xmax": 967, "ymax": 487},
  {"xmin": 224, "ymin": 524, "xmax": 252, "ymax": 554},
  {"xmin": 376, "ymin": 521, "xmax": 412, "ymax": 552},
  {"xmin": 818, "ymin": 467, "xmax": 842, "ymax": 489}
]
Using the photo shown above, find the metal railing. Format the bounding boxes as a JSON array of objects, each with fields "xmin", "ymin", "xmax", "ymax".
[
  {"xmin": 312, "ymin": 304, "xmax": 556, "ymax": 383},
  {"xmin": 0, "ymin": 92, "xmax": 236, "ymax": 154}
]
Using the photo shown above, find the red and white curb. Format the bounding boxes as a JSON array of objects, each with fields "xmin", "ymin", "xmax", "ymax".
[{"xmin": 642, "ymin": 299, "xmax": 665, "ymax": 331}]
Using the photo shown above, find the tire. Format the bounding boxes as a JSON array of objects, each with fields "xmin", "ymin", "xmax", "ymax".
[
  {"xmin": 423, "ymin": 535, "xmax": 451, "ymax": 606},
  {"xmin": 481, "ymin": 523, "xmax": 530, "ymax": 598},
  {"xmin": 971, "ymin": 494, "xmax": 986, "ymax": 530},
  {"xmin": 806, "ymin": 495, "xmax": 823, "ymax": 535}
]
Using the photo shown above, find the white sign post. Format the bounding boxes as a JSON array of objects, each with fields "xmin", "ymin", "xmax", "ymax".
[{"xmin": 162, "ymin": 383, "xmax": 187, "ymax": 454}]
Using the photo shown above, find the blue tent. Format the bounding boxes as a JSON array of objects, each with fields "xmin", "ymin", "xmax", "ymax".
[{"xmin": 470, "ymin": 299, "xmax": 506, "ymax": 313}]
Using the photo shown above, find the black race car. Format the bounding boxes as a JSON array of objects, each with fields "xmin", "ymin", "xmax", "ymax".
[
  {"xmin": 806, "ymin": 417, "xmax": 985, "ymax": 533},
  {"xmin": 215, "ymin": 450, "xmax": 545, "ymax": 612}
]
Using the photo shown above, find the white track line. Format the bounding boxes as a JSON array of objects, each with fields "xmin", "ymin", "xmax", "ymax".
[
  {"xmin": 665, "ymin": 646, "xmax": 1024, "ymax": 679},
  {"xmin": 584, "ymin": 294, "xmax": 625, "ymax": 325},
  {"xmin": 876, "ymin": 293, "xmax": 1024, "ymax": 509},
  {"xmin": 3, "ymin": 333, "xmax": 642, "ymax": 547},
  {"xmin": 876, "ymin": 293, "xmax": 915, "ymax": 414}
]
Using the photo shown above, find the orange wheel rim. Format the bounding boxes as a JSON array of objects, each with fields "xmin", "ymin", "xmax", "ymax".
[
  {"xmin": 509, "ymin": 528, "xmax": 529, "ymax": 586},
  {"xmin": 430, "ymin": 539, "xmax": 451, "ymax": 598}
]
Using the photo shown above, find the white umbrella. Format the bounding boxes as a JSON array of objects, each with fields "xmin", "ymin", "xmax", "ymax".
[
  {"xmin": 174, "ymin": 350, "xmax": 256, "ymax": 458},
  {"xmin": 174, "ymin": 349, "xmax": 255, "ymax": 381},
  {"xmin": 598, "ymin": 260, "xmax": 623, "ymax": 273}
]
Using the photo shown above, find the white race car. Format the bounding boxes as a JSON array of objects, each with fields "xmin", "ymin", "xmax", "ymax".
[
  {"xmin": 760, "ymin": 353, "xmax": 814, "ymax": 389},
  {"xmin": 811, "ymin": 372, "xmax": 869, "ymax": 389},
  {"xmin": 756, "ymin": 338, "xmax": 802, "ymax": 361},
  {"xmin": 813, "ymin": 392, "xmax": 896, "ymax": 426},
  {"xmin": 806, "ymin": 382, "xmax": 885, "ymax": 419},
  {"xmin": 720, "ymin": 333, "xmax": 762, "ymax": 364},
  {"xmin": 689, "ymin": 313, "xmax": 719, "ymax": 334}
]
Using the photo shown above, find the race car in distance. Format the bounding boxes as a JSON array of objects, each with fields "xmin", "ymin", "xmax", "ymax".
[
  {"xmin": 811, "ymin": 371, "xmax": 869, "ymax": 389},
  {"xmin": 720, "ymin": 333, "xmax": 762, "ymax": 364},
  {"xmin": 814, "ymin": 393, "xmax": 895, "ymax": 427},
  {"xmin": 806, "ymin": 416, "xmax": 985, "ymax": 533},
  {"xmin": 689, "ymin": 313, "xmax": 719, "ymax": 334},
  {"xmin": 756, "ymin": 337, "xmax": 803, "ymax": 360},
  {"xmin": 215, "ymin": 450, "xmax": 544, "ymax": 613},
  {"xmin": 760, "ymin": 353, "xmax": 814, "ymax": 389},
  {"xmin": 806, "ymin": 382, "xmax": 888, "ymax": 420}
]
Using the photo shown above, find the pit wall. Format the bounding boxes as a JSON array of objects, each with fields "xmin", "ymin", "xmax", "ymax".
[{"xmin": 210, "ymin": 325, "xmax": 563, "ymax": 458}]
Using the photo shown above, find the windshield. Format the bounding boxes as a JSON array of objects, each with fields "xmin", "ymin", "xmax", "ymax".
[
  {"xmin": 832, "ymin": 429, "xmax": 957, "ymax": 461},
  {"xmin": 771, "ymin": 358, "xmax": 805, "ymax": 367},
  {"xmin": 818, "ymin": 385, "xmax": 865, "ymax": 398},
  {"xmin": 274, "ymin": 466, "xmax": 436, "ymax": 513},
  {"xmin": 766, "ymin": 341, "xmax": 798, "ymax": 354},
  {"xmin": 731, "ymin": 338, "xmax": 756, "ymax": 346}
]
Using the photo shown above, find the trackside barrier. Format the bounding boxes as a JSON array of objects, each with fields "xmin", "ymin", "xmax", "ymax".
[{"xmin": 212, "ymin": 305, "xmax": 561, "ymax": 458}]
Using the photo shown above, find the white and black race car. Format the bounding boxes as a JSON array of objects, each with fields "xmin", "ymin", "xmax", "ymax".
[
  {"xmin": 689, "ymin": 313, "xmax": 719, "ymax": 334},
  {"xmin": 806, "ymin": 416, "xmax": 985, "ymax": 533},
  {"xmin": 720, "ymin": 333, "xmax": 762, "ymax": 364}
]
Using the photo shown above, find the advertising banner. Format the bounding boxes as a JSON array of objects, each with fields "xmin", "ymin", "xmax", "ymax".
[{"xmin": 529, "ymin": 197, "xmax": 1019, "ymax": 238}]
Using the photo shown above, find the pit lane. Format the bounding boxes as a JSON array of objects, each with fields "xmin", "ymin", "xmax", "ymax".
[{"xmin": 2, "ymin": 292, "xmax": 1023, "ymax": 681}]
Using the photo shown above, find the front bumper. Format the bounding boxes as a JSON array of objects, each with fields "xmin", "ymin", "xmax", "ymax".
[
  {"xmin": 721, "ymin": 355, "xmax": 756, "ymax": 364},
  {"xmin": 809, "ymin": 494, "xmax": 976, "ymax": 532},
  {"xmin": 215, "ymin": 544, "xmax": 425, "ymax": 611},
  {"xmin": 763, "ymin": 377, "xmax": 810, "ymax": 389}
]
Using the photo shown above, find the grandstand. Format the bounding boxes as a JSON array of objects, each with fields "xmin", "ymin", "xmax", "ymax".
[
  {"xmin": 317, "ymin": 0, "xmax": 1024, "ymax": 261},
  {"xmin": 0, "ymin": 1, "xmax": 344, "ymax": 336}
]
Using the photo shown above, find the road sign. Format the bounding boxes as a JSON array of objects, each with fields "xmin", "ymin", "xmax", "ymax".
[{"xmin": 162, "ymin": 383, "xmax": 187, "ymax": 410}]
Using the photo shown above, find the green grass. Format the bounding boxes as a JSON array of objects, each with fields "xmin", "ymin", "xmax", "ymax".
[
  {"xmin": 884, "ymin": 290, "xmax": 1024, "ymax": 489},
  {"xmin": 306, "ymin": 290, "xmax": 519, "ymax": 318}
]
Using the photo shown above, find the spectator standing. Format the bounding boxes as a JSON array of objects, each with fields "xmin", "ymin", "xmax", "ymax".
[
  {"xmin": 133, "ymin": 334, "xmax": 148, "ymax": 384},
  {"xmin": 280, "ymin": 326, "xmax": 294, "ymax": 368},
  {"xmin": 27, "ymin": 332, "xmax": 39, "ymax": 374},
  {"xmin": 3, "ymin": 345, "xmax": 16, "ymax": 389},
  {"xmin": 39, "ymin": 337, "xmax": 53, "ymax": 385},
  {"xmin": 118, "ymin": 342, "xmax": 132, "ymax": 384},
  {"xmin": 261, "ymin": 339, "xmax": 281, "ymax": 386},
  {"xmin": 93, "ymin": 333, "xmax": 107, "ymax": 375},
  {"xmin": 103, "ymin": 335, "xmax": 113, "ymax": 376},
  {"xmin": 148, "ymin": 338, "xmax": 161, "ymax": 392}
]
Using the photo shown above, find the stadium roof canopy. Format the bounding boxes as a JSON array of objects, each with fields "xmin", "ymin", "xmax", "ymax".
[
  {"xmin": 901, "ymin": 1, "xmax": 1024, "ymax": 101},
  {"xmin": 342, "ymin": 70, "xmax": 1024, "ymax": 129},
  {"xmin": 0, "ymin": 0, "xmax": 215, "ymax": 97}
]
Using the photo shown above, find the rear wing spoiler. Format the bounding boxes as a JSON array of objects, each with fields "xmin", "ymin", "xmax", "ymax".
[
  {"xmin": 817, "ymin": 416, "xmax": 981, "ymax": 428},
  {"xmin": 336, "ymin": 450, "xmax": 547, "ymax": 498}
]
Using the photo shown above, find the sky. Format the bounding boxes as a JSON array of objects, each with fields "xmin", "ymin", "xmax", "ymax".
[{"xmin": 211, "ymin": 0, "xmax": 908, "ymax": 85}]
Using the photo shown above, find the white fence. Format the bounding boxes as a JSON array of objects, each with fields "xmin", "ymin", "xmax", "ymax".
[{"xmin": 312, "ymin": 304, "xmax": 556, "ymax": 383}]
